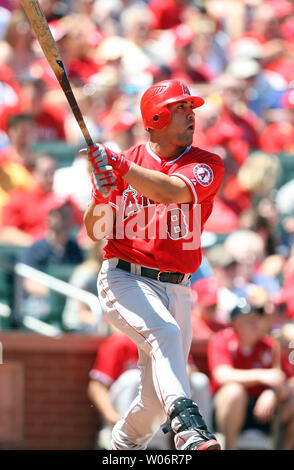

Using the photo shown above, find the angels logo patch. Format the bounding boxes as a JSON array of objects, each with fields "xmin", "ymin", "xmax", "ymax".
[{"xmin": 193, "ymin": 164, "xmax": 214, "ymax": 187}]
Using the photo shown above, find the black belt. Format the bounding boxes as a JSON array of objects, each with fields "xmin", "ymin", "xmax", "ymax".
[{"xmin": 117, "ymin": 259, "xmax": 191, "ymax": 284}]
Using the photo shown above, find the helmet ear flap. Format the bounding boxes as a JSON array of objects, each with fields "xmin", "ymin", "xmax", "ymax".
[{"xmin": 150, "ymin": 106, "xmax": 171, "ymax": 130}]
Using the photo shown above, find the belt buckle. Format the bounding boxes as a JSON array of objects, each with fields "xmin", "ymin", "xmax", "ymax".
[{"xmin": 157, "ymin": 271, "xmax": 163, "ymax": 281}]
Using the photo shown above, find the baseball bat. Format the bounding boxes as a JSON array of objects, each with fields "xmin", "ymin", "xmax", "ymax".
[{"xmin": 20, "ymin": 0, "xmax": 94, "ymax": 147}]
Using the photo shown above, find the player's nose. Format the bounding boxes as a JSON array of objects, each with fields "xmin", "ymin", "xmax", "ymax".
[{"xmin": 186, "ymin": 108, "xmax": 195, "ymax": 120}]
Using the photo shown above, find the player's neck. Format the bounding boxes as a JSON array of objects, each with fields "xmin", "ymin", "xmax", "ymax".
[{"xmin": 148, "ymin": 140, "xmax": 188, "ymax": 160}]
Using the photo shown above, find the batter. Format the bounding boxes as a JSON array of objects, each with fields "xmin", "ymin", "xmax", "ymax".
[{"xmin": 84, "ymin": 79, "xmax": 225, "ymax": 450}]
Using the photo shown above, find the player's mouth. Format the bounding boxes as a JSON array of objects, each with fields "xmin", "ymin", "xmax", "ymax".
[{"xmin": 186, "ymin": 122, "xmax": 195, "ymax": 132}]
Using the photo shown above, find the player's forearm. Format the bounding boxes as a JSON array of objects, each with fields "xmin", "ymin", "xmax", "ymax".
[
  {"xmin": 123, "ymin": 162, "xmax": 192, "ymax": 204},
  {"xmin": 87, "ymin": 380, "xmax": 120, "ymax": 425},
  {"xmin": 83, "ymin": 200, "xmax": 115, "ymax": 241}
]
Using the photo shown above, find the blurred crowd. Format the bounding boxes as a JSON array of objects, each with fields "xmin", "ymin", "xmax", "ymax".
[{"xmin": 1, "ymin": 0, "xmax": 294, "ymax": 450}]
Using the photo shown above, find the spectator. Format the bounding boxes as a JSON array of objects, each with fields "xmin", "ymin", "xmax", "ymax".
[
  {"xmin": 190, "ymin": 277, "xmax": 227, "ymax": 342},
  {"xmin": 207, "ymin": 297, "xmax": 292, "ymax": 450},
  {"xmin": 2, "ymin": 8, "xmax": 38, "ymax": 76},
  {"xmin": 224, "ymin": 229, "xmax": 280, "ymax": 297},
  {"xmin": 104, "ymin": 2, "xmax": 155, "ymax": 91},
  {"xmin": 0, "ymin": 64, "xmax": 20, "ymax": 117},
  {"xmin": 259, "ymin": 88, "xmax": 294, "ymax": 154},
  {"xmin": 232, "ymin": 150, "xmax": 281, "ymax": 218},
  {"xmin": 0, "ymin": 112, "xmax": 36, "ymax": 169},
  {"xmin": 206, "ymin": 243, "xmax": 239, "ymax": 323},
  {"xmin": 53, "ymin": 149, "xmax": 92, "ymax": 212},
  {"xmin": 205, "ymin": 74, "xmax": 260, "ymax": 168},
  {"xmin": 148, "ymin": 0, "xmax": 189, "ymax": 31},
  {"xmin": 167, "ymin": 23, "xmax": 211, "ymax": 84},
  {"xmin": 1, "ymin": 154, "xmax": 82, "ymax": 245},
  {"xmin": 63, "ymin": 86, "xmax": 104, "ymax": 146},
  {"xmin": 226, "ymin": 56, "xmax": 286, "ymax": 118},
  {"xmin": 17, "ymin": 198, "xmax": 84, "ymax": 322},
  {"xmin": 273, "ymin": 271, "xmax": 294, "ymax": 322},
  {"xmin": 190, "ymin": 230, "xmax": 217, "ymax": 284},
  {"xmin": 103, "ymin": 112, "xmax": 137, "ymax": 151},
  {"xmin": 0, "ymin": 75, "xmax": 66, "ymax": 142},
  {"xmin": 0, "ymin": 6, "xmax": 11, "ymax": 41},
  {"xmin": 0, "ymin": 113, "xmax": 37, "ymax": 222},
  {"xmin": 62, "ymin": 241, "xmax": 104, "ymax": 333}
]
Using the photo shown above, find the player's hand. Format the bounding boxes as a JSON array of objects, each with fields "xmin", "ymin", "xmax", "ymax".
[
  {"xmin": 91, "ymin": 171, "xmax": 115, "ymax": 202},
  {"xmin": 88, "ymin": 143, "xmax": 131, "ymax": 177},
  {"xmin": 80, "ymin": 144, "xmax": 116, "ymax": 198}
]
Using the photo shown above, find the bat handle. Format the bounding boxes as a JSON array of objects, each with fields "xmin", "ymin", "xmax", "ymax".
[{"xmin": 83, "ymin": 132, "xmax": 94, "ymax": 148}]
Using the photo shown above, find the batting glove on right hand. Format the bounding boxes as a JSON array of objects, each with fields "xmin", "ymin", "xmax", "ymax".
[{"xmin": 88, "ymin": 143, "xmax": 131, "ymax": 178}]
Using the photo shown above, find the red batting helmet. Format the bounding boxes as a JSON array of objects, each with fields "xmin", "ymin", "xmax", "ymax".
[{"xmin": 140, "ymin": 79, "xmax": 205, "ymax": 130}]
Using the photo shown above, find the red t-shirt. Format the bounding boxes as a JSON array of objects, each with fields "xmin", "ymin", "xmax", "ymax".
[
  {"xmin": 2, "ymin": 186, "xmax": 82, "ymax": 239},
  {"xmin": 207, "ymin": 328, "xmax": 277, "ymax": 396},
  {"xmin": 103, "ymin": 143, "xmax": 225, "ymax": 273},
  {"xmin": 259, "ymin": 122, "xmax": 294, "ymax": 154},
  {"xmin": 148, "ymin": 0, "xmax": 185, "ymax": 30},
  {"xmin": 191, "ymin": 314, "xmax": 226, "ymax": 341},
  {"xmin": 89, "ymin": 334, "xmax": 138, "ymax": 387},
  {"xmin": 0, "ymin": 105, "xmax": 66, "ymax": 141},
  {"xmin": 205, "ymin": 111, "xmax": 259, "ymax": 166}
]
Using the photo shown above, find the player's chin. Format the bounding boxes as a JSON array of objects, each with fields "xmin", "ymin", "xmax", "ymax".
[{"xmin": 181, "ymin": 131, "xmax": 194, "ymax": 146}]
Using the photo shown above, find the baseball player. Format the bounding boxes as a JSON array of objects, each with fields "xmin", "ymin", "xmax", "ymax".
[{"xmin": 84, "ymin": 79, "xmax": 225, "ymax": 450}]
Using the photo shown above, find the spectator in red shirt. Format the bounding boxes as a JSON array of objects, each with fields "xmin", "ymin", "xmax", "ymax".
[
  {"xmin": 233, "ymin": 2, "xmax": 294, "ymax": 85},
  {"xmin": 148, "ymin": 0, "xmax": 188, "ymax": 31},
  {"xmin": 259, "ymin": 88, "xmax": 294, "ymax": 154},
  {"xmin": 0, "ymin": 113, "xmax": 37, "ymax": 222},
  {"xmin": 29, "ymin": 14, "xmax": 101, "ymax": 90},
  {"xmin": 191, "ymin": 277, "xmax": 226, "ymax": 343},
  {"xmin": 0, "ymin": 76, "xmax": 66, "ymax": 142},
  {"xmin": 207, "ymin": 298, "xmax": 291, "ymax": 450},
  {"xmin": 205, "ymin": 75, "xmax": 260, "ymax": 168},
  {"xmin": 1, "ymin": 153, "xmax": 82, "ymax": 245},
  {"xmin": 168, "ymin": 23, "xmax": 214, "ymax": 84}
]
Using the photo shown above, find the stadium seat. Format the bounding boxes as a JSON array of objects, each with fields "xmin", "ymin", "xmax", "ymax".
[
  {"xmin": 43, "ymin": 263, "xmax": 77, "ymax": 329},
  {"xmin": 32, "ymin": 140, "xmax": 78, "ymax": 168},
  {"xmin": 0, "ymin": 244, "xmax": 23, "ymax": 329},
  {"xmin": 277, "ymin": 152, "xmax": 294, "ymax": 188}
]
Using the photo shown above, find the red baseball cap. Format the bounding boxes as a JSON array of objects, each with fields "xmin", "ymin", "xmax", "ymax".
[
  {"xmin": 204, "ymin": 197, "xmax": 239, "ymax": 234},
  {"xmin": 173, "ymin": 24, "xmax": 194, "ymax": 48},
  {"xmin": 191, "ymin": 278, "xmax": 219, "ymax": 307},
  {"xmin": 107, "ymin": 113, "xmax": 136, "ymax": 135},
  {"xmin": 45, "ymin": 195, "xmax": 72, "ymax": 213}
]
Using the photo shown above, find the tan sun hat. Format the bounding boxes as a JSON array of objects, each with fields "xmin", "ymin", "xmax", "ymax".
[{"xmin": 237, "ymin": 151, "xmax": 281, "ymax": 196}]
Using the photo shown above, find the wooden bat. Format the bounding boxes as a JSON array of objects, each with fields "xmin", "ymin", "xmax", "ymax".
[{"xmin": 21, "ymin": 0, "xmax": 94, "ymax": 147}]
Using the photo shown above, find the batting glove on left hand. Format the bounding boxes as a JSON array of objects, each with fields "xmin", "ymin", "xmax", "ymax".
[
  {"xmin": 81, "ymin": 144, "xmax": 116, "ymax": 197},
  {"xmin": 91, "ymin": 170, "xmax": 115, "ymax": 201}
]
